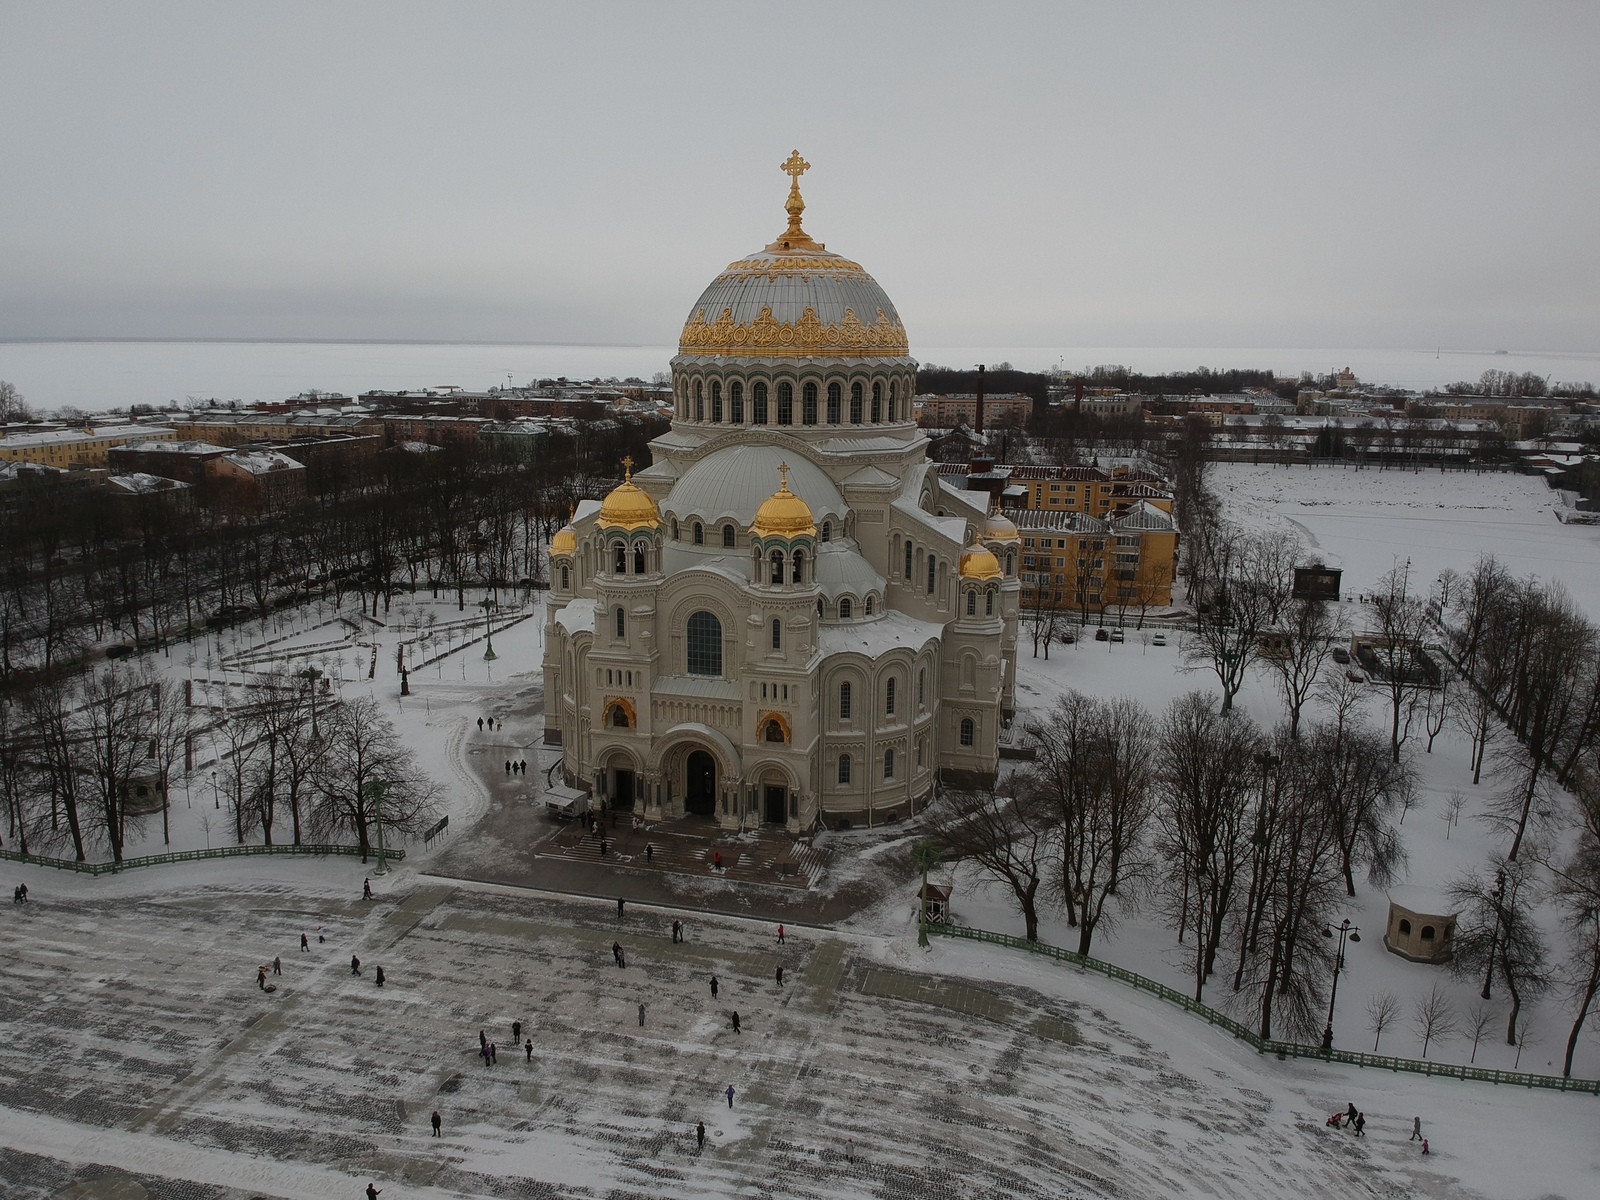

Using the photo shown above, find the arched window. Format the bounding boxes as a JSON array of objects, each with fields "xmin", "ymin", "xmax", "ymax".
[
  {"xmin": 1006, "ymin": 551, "xmax": 1015, "ymax": 577},
  {"xmin": 840, "ymin": 681, "xmax": 853, "ymax": 720},
  {"xmin": 927, "ymin": 556, "xmax": 936, "ymax": 594},
  {"xmin": 985, "ymin": 589, "xmax": 995, "ymax": 616},
  {"xmin": 560, "ymin": 565, "xmax": 569, "ymax": 589},
  {"xmin": 838, "ymin": 754, "xmax": 852, "ymax": 784},
  {"xmin": 672, "ymin": 519, "xmax": 679, "ymax": 540},
  {"xmin": 694, "ymin": 380, "xmax": 704, "ymax": 421},
  {"xmin": 865, "ymin": 595, "xmax": 875, "ymax": 615},
  {"xmin": 886, "ymin": 677, "xmax": 896, "ymax": 715},
  {"xmin": 611, "ymin": 705, "xmax": 630, "ymax": 728},
  {"xmin": 850, "ymin": 381, "xmax": 863, "ymax": 424},
  {"xmin": 883, "ymin": 748, "xmax": 895, "ymax": 779},
  {"xmin": 613, "ymin": 542, "xmax": 626, "ymax": 573},
  {"xmin": 821, "ymin": 520, "xmax": 831, "ymax": 542},
  {"xmin": 802, "ymin": 382, "xmax": 818, "ymax": 425},
  {"xmin": 966, "ymin": 589, "xmax": 977, "ymax": 616},
  {"xmin": 871, "ymin": 381, "xmax": 882, "ymax": 423},
  {"xmin": 711, "ymin": 381, "xmax": 723, "ymax": 422},
  {"xmin": 771, "ymin": 618, "xmax": 782, "ymax": 650},
  {"xmin": 918, "ymin": 667, "xmax": 925, "ymax": 706},
  {"xmin": 765, "ymin": 719, "xmax": 785, "ymax": 742},
  {"xmin": 731, "ymin": 380, "xmax": 744, "ymax": 423},
  {"xmin": 904, "ymin": 540, "xmax": 913, "ymax": 578},
  {"xmin": 959, "ymin": 717, "xmax": 975, "ymax": 747},
  {"xmin": 792, "ymin": 550, "xmax": 805, "ymax": 584},
  {"xmin": 1421, "ymin": 925, "xmax": 1436, "ymax": 941},
  {"xmin": 721, "ymin": 523, "xmax": 734, "ymax": 547},
  {"xmin": 633, "ymin": 544, "xmax": 646, "ymax": 574},
  {"xmin": 916, "ymin": 736, "xmax": 924, "ymax": 767},
  {"xmin": 615, "ymin": 606, "xmax": 626, "ymax": 638},
  {"xmin": 753, "ymin": 382, "xmax": 769, "ymax": 424},
  {"xmin": 776, "ymin": 382, "xmax": 794, "ymax": 425},
  {"xmin": 1398, "ymin": 919, "xmax": 1412, "ymax": 935},
  {"xmin": 889, "ymin": 379, "xmax": 898, "ymax": 422},
  {"xmin": 839, "ymin": 598, "xmax": 853, "ymax": 619},
  {"xmin": 817, "ymin": 598, "xmax": 824, "ymax": 617},
  {"xmin": 693, "ymin": 522, "xmax": 704, "ymax": 545},
  {"xmin": 769, "ymin": 550, "xmax": 784, "ymax": 585},
  {"xmin": 827, "ymin": 381, "xmax": 842, "ymax": 424},
  {"xmin": 686, "ymin": 610, "xmax": 722, "ymax": 675}
]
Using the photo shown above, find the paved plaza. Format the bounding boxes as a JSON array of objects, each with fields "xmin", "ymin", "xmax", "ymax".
[{"xmin": 0, "ymin": 871, "xmax": 1482, "ymax": 1200}]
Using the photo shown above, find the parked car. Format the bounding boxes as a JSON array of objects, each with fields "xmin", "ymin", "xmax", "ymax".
[
  {"xmin": 1059, "ymin": 631, "xmax": 1076, "ymax": 645},
  {"xmin": 1151, "ymin": 633, "xmax": 1167, "ymax": 647},
  {"xmin": 1345, "ymin": 670, "xmax": 1366, "ymax": 684},
  {"xmin": 1094, "ymin": 627, "xmax": 1110, "ymax": 642},
  {"xmin": 105, "ymin": 644, "xmax": 135, "ymax": 659},
  {"xmin": 1331, "ymin": 646, "xmax": 1351, "ymax": 664},
  {"xmin": 1109, "ymin": 629, "xmax": 1125, "ymax": 643}
]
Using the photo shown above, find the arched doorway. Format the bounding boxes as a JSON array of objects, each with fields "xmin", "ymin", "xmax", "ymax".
[{"xmin": 685, "ymin": 750, "xmax": 717, "ymax": 817}]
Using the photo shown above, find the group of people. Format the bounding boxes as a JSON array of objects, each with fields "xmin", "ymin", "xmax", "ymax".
[
  {"xmin": 477, "ymin": 715, "xmax": 500, "ymax": 732},
  {"xmin": 11, "ymin": 883, "xmax": 28, "ymax": 904},
  {"xmin": 1326, "ymin": 1104, "xmax": 1427, "ymax": 1152},
  {"xmin": 504, "ymin": 759, "xmax": 527, "ymax": 775}
]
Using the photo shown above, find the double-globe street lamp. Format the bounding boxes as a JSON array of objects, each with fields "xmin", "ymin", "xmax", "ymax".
[{"xmin": 1321, "ymin": 917, "xmax": 1361, "ymax": 1050}]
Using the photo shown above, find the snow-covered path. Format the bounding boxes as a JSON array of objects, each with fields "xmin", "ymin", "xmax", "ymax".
[{"xmin": 3, "ymin": 871, "xmax": 1594, "ymax": 1198}]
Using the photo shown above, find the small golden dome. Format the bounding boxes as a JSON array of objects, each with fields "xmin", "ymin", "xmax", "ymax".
[
  {"xmin": 751, "ymin": 463, "xmax": 816, "ymax": 539},
  {"xmin": 959, "ymin": 542, "xmax": 1003, "ymax": 582},
  {"xmin": 981, "ymin": 512, "xmax": 1021, "ymax": 543},
  {"xmin": 550, "ymin": 524, "xmax": 576, "ymax": 557},
  {"xmin": 598, "ymin": 457, "xmax": 659, "ymax": 531}
]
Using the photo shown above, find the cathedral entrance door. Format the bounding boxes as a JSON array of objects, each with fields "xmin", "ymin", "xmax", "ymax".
[
  {"xmin": 685, "ymin": 751, "xmax": 717, "ymax": 817},
  {"xmin": 613, "ymin": 769, "xmax": 635, "ymax": 811},
  {"xmin": 763, "ymin": 785, "xmax": 787, "ymax": 826}
]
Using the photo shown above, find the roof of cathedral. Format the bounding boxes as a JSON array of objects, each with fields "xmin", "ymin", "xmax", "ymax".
[
  {"xmin": 676, "ymin": 154, "xmax": 910, "ymax": 361},
  {"xmin": 751, "ymin": 464, "xmax": 817, "ymax": 538},
  {"xmin": 550, "ymin": 524, "xmax": 576, "ymax": 556},
  {"xmin": 958, "ymin": 543, "xmax": 1004, "ymax": 581},
  {"xmin": 663, "ymin": 444, "xmax": 844, "ymax": 529},
  {"xmin": 981, "ymin": 511, "xmax": 1021, "ymax": 543},
  {"xmin": 597, "ymin": 458, "xmax": 660, "ymax": 531}
]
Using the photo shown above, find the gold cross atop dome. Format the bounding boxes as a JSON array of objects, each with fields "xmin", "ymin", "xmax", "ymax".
[
  {"xmin": 770, "ymin": 150, "xmax": 823, "ymax": 252},
  {"xmin": 621, "ymin": 455, "xmax": 634, "ymax": 481}
]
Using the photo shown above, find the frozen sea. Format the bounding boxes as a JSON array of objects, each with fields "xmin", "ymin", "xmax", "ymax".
[{"xmin": 1, "ymin": 339, "xmax": 1598, "ymax": 413}]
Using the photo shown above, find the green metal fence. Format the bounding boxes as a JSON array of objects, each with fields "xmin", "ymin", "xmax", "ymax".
[
  {"xmin": 929, "ymin": 923, "xmax": 1600, "ymax": 1096},
  {"xmin": 1, "ymin": 842, "xmax": 403, "ymax": 877}
]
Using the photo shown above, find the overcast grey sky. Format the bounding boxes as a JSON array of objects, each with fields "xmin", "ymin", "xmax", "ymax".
[{"xmin": 2, "ymin": 2, "xmax": 1596, "ymax": 352}]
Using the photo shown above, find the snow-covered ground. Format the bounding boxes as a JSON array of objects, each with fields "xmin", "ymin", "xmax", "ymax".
[
  {"xmin": 1211, "ymin": 461, "xmax": 1600, "ymax": 619},
  {"xmin": 2, "ymin": 867, "xmax": 1595, "ymax": 1200}
]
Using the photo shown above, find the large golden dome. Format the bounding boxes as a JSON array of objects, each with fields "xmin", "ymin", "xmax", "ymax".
[
  {"xmin": 549, "ymin": 524, "xmax": 576, "ymax": 557},
  {"xmin": 677, "ymin": 152, "xmax": 909, "ymax": 360},
  {"xmin": 751, "ymin": 463, "xmax": 817, "ymax": 539},
  {"xmin": 958, "ymin": 542, "xmax": 1004, "ymax": 582},
  {"xmin": 597, "ymin": 458, "xmax": 660, "ymax": 532}
]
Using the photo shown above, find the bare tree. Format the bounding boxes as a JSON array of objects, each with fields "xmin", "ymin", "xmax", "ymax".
[
  {"xmin": 1366, "ymin": 988, "xmax": 1403, "ymax": 1052},
  {"xmin": 78, "ymin": 663, "xmax": 157, "ymax": 862},
  {"xmin": 148, "ymin": 678, "xmax": 193, "ymax": 847},
  {"xmin": 311, "ymin": 695, "xmax": 439, "ymax": 860},
  {"xmin": 1423, "ymin": 672, "xmax": 1450, "ymax": 752},
  {"xmin": 1272, "ymin": 594, "xmax": 1344, "ymax": 738},
  {"xmin": 1154, "ymin": 691, "xmax": 1262, "ymax": 1000},
  {"xmin": 1368, "ymin": 563, "xmax": 1432, "ymax": 762},
  {"xmin": 1464, "ymin": 1000, "xmax": 1497, "ymax": 1064},
  {"xmin": 1411, "ymin": 981, "xmax": 1459, "ymax": 1059},
  {"xmin": 1551, "ymin": 779, "xmax": 1600, "ymax": 1077},
  {"xmin": 1450, "ymin": 860, "xmax": 1551, "ymax": 1045},
  {"xmin": 1185, "ymin": 527, "xmax": 1290, "ymax": 712},
  {"xmin": 936, "ymin": 784, "xmax": 1055, "ymax": 942}
]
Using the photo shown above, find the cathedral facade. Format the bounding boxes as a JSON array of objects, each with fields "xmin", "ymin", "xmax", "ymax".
[{"xmin": 544, "ymin": 154, "xmax": 1021, "ymax": 832}]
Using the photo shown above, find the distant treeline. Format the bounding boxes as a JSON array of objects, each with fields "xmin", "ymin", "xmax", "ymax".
[
  {"xmin": 916, "ymin": 367, "xmax": 1050, "ymax": 403},
  {"xmin": 915, "ymin": 364, "xmax": 1293, "ymax": 405}
]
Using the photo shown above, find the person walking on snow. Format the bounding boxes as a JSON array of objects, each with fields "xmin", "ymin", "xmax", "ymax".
[
  {"xmin": 710, "ymin": 975, "xmax": 719, "ymax": 998},
  {"xmin": 431, "ymin": 1110, "xmax": 441, "ymax": 1136},
  {"xmin": 512, "ymin": 1020, "xmax": 522, "ymax": 1044},
  {"xmin": 317, "ymin": 925, "xmax": 325, "ymax": 943},
  {"xmin": 477, "ymin": 717, "xmax": 484, "ymax": 732},
  {"xmin": 1353, "ymin": 1113, "xmax": 1365, "ymax": 1137},
  {"xmin": 363, "ymin": 878, "xmax": 372, "ymax": 901},
  {"xmin": 1411, "ymin": 1117, "xmax": 1422, "ymax": 1141},
  {"xmin": 301, "ymin": 932, "xmax": 309, "ymax": 952},
  {"xmin": 1421, "ymin": 1139, "xmax": 1429, "ymax": 1155},
  {"xmin": 479, "ymin": 1029, "xmax": 487, "ymax": 1050},
  {"xmin": 351, "ymin": 955, "xmax": 361, "ymax": 975},
  {"xmin": 489, "ymin": 1042, "xmax": 496, "ymax": 1064},
  {"xmin": 696, "ymin": 1120, "xmax": 705, "ymax": 1150},
  {"xmin": 671, "ymin": 919, "xmax": 681, "ymax": 943},
  {"xmin": 731, "ymin": 1011, "xmax": 741, "ymax": 1034},
  {"xmin": 638, "ymin": 1002, "xmax": 646, "ymax": 1027},
  {"xmin": 375, "ymin": 965, "xmax": 386, "ymax": 987},
  {"xmin": 366, "ymin": 1184, "xmax": 381, "ymax": 1199},
  {"xmin": 1346, "ymin": 1102, "xmax": 1358, "ymax": 1125},
  {"xmin": 524, "ymin": 1039, "xmax": 532, "ymax": 1062},
  {"xmin": 617, "ymin": 896, "xmax": 625, "ymax": 919},
  {"xmin": 725, "ymin": 1085, "xmax": 735, "ymax": 1109},
  {"xmin": 257, "ymin": 966, "xmax": 268, "ymax": 990},
  {"xmin": 273, "ymin": 956, "xmax": 282, "ymax": 975},
  {"xmin": 505, "ymin": 760, "xmax": 511, "ymax": 775},
  {"xmin": 776, "ymin": 965, "xmax": 784, "ymax": 987},
  {"xmin": 613, "ymin": 941, "xmax": 625, "ymax": 968},
  {"xmin": 777, "ymin": 924, "xmax": 785, "ymax": 945}
]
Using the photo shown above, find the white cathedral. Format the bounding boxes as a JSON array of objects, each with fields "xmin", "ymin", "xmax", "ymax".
[{"xmin": 544, "ymin": 153, "xmax": 1021, "ymax": 832}]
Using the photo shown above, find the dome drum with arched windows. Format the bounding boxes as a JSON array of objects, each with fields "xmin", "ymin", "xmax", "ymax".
[{"xmin": 544, "ymin": 153, "xmax": 1017, "ymax": 837}]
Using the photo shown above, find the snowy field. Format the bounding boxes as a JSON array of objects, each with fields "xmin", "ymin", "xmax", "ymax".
[
  {"xmin": 2, "ymin": 867, "xmax": 1596, "ymax": 1200},
  {"xmin": 1211, "ymin": 462, "xmax": 1600, "ymax": 619}
]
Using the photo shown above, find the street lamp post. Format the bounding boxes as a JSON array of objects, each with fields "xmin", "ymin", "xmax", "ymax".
[
  {"xmin": 365, "ymin": 779, "xmax": 391, "ymax": 875},
  {"xmin": 478, "ymin": 597, "xmax": 498, "ymax": 662},
  {"xmin": 912, "ymin": 842, "xmax": 941, "ymax": 949},
  {"xmin": 299, "ymin": 666, "xmax": 323, "ymax": 739},
  {"xmin": 1321, "ymin": 917, "xmax": 1361, "ymax": 1050}
]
